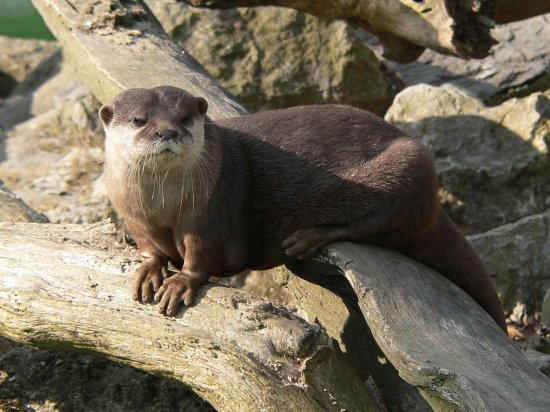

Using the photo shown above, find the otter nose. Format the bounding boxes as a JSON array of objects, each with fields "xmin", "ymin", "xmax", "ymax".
[{"xmin": 156, "ymin": 129, "xmax": 178, "ymax": 141}]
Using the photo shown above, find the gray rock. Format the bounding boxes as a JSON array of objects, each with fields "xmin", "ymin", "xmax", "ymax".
[
  {"xmin": 146, "ymin": 0, "xmax": 396, "ymax": 115},
  {"xmin": 523, "ymin": 349, "xmax": 550, "ymax": 377},
  {"xmin": 385, "ymin": 84, "xmax": 550, "ymax": 232},
  {"xmin": 542, "ymin": 286, "xmax": 550, "ymax": 326},
  {"xmin": 0, "ymin": 181, "xmax": 49, "ymax": 223},
  {"xmin": 0, "ymin": 63, "xmax": 109, "ymax": 225},
  {"xmin": 0, "ymin": 35, "xmax": 59, "ymax": 91},
  {"xmin": 467, "ymin": 210, "xmax": 550, "ymax": 314},
  {"xmin": 0, "ymin": 36, "xmax": 62, "ymax": 129},
  {"xmin": 382, "ymin": 14, "xmax": 550, "ymax": 103}
]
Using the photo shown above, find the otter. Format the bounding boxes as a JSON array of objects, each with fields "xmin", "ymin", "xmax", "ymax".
[{"xmin": 99, "ymin": 86, "xmax": 507, "ymax": 332}]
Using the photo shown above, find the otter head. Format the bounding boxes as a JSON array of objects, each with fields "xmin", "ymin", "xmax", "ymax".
[{"xmin": 99, "ymin": 86, "xmax": 209, "ymax": 172}]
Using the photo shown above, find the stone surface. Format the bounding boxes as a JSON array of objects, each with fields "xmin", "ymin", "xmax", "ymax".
[
  {"xmin": 467, "ymin": 210, "xmax": 550, "ymax": 314},
  {"xmin": 542, "ymin": 286, "xmax": 550, "ymax": 326},
  {"xmin": 523, "ymin": 349, "xmax": 550, "ymax": 378},
  {"xmin": 0, "ymin": 35, "xmax": 59, "ymax": 97},
  {"xmin": 0, "ymin": 346, "xmax": 214, "ymax": 412},
  {"xmin": 385, "ymin": 84, "xmax": 550, "ymax": 232},
  {"xmin": 382, "ymin": 14, "xmax": 550, "ymax": 103},
  {"xmin": 0, "ymin": 62, "xmax": 109, "ymax": 224},
  {"xmin": 0, "ymin": 181, "xmax": 48, "ymax": 223},
  {"xmin": 0, "ymin": 36, "xmax": 62, "ymax": 130},
  {"xmin": 147, "ymin": 0, "xmax": 396, "ymax": 115}
]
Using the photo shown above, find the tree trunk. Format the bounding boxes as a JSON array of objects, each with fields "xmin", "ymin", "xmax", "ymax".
[
  {"xmin": 182, "ymin": 0, "xmax": 497, "ymax": 62},
  {"xmin": 31, "ymin": 0, "xmax": 246, "ymax": 118},
  {"xmin": 0, "ymin": 220, "xmax": 381, "ymax": 412}
]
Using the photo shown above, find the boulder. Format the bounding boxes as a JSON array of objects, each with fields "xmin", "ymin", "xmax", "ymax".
[
  {"xmin": 383, "ymin": 14, "xmax": 550, "ymax": 103},
  {"xmin": 385, "ymin": 84, "xmax": 550, "ymax": 232},
  {"xmin": 524, "ymin": 349, "xmax": 550, "ymax": 378},
  {"xmin": 0, "ymin": 35, "xmax": 59, "ymax": 97},
  {"xmin": 542, "ymin": 286, "xmax": 550, "ymax": 326},
  {"xmin": 0, "ymin": 181, "xmax": 48, "ymax": 223},
  {"xmin": 146, "ymin": 0, "xmax": 396, "ymax": 115},
  {"xmin": 0, "ymin": 63, "xmax": 108, "ymax": 224},
  {"xmin": 467, "ymin": 210, "xmax": 550, "ymax": 314},
  {"xmin": 0, "ymin": 36, "xmax": 62, "ymax": 129}
]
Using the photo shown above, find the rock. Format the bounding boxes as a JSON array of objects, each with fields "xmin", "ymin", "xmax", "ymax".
[
  {"xmin": 0, "ymin": 35, "xmax": 62, "ymax": 129},
  {"xmin": 0, "ymin": 71, "xmax": 17, "ymax": 99},
  {"xmin": 382, "ymin": 15, "xmax": 550, "ymax": 103},
  {"xmin": 0, "ymin": 63, "xmax": 109, "ymax": 224},
  {"xmin": 0, "ymin": 181, "xmax": 48, "ymax": 223},
  {"xmin": 0, "ymin": 346, "xmax": 214, "ymax": 412},
  {"xmin": 146, "ymin": 0, "xmax": 397, "ymax": 115},
  {"xmin": 385, "ymin": 84, "xmax": 550, "ymax": 232},
  {"xmin": 0, "ymin": 35, "xmax": 59, "ymax": 96},
  {"xmin": 523, "ymin": 349, "xmax": 550, "ymax": 378},
  {"xmin": 542, "ymin": 286, "xmax": 550, "ymax": 326},
  {"xmin": 467, "ymin": 210, "xmax": 550, "ymax": 314}
]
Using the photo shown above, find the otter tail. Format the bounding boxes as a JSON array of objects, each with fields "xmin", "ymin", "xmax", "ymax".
[{"xmin": 403, "ymin": 211, "xmax": 507, "ymax": 333}]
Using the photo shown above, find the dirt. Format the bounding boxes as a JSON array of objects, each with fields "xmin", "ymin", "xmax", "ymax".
[{"xmin": 0, "ymin": 345, "xmax": 215, "ymax": 412}]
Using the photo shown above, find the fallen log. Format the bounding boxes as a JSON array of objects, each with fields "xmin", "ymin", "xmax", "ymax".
[
  {"xmin": 287, "ymin": 244, "xmax": 550, "ymax": 411},
  {"xmin": 31, "ymin": 0, "xmax": 246, "ymax": 118},
  {"xmin": 0, "ymin": 220, "xmax": 380, "ymax": 412},
  {"xmin": 181, "ymin": 0, "xmax": 496, "ymax": 62}
]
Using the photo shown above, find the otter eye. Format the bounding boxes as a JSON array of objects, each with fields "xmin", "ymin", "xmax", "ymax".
[
  {"xmin": 182, "ymin": 116, "xmax": 191, "ymax": 125},
  {"xmin": 132, "ymin": 116, "xmax": 146, "ymax": 127}
]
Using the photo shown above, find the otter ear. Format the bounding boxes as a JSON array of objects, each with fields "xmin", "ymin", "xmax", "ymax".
[
  {"xmin": 196, "ymin": 97, "xmax": 208, "ymax": 116},
  {"xmin": 99, "ymin": 105, "xmax": 114, "ymax": 127}
]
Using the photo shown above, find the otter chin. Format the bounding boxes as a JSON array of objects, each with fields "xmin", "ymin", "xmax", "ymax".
[{"xmin": 99, "ymin": 85, "xmax": 507, "ymax": 332}]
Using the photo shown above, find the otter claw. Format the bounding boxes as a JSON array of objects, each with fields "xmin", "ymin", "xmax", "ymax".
[
  {"xmin": 154, "ymin": 270, "xmax": 210, "ymax": 316},
  {"xmin": 283, "ymin": 228, "xmax": 331, "ymax": 259},
  {"xmin": 133, "ymin": 256, "xmax": 167, "ymax": 303}
]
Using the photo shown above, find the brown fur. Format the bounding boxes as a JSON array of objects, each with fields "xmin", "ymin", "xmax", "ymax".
[{"xmin": 100, "ymin": 86, "xmax": 506, "ymax": 332}]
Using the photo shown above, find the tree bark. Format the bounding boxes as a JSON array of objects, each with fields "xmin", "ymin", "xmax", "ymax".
[
  {"xmin": 274, "ymin": 266, "xmax": 432, "ymax": 411},
  {"xmin": 182, "ymin": 0, "xmax": 497, "ymax": 62},
  {"xmin": 31, "ymin": 0, "xmax": 246, "ymax": 118},
  {"xmin": 297, "ymin": 243, "xmax": 550, "ymax": 411},
  {"xmin": 0, "ymin": 220, "xmax": 381, "ymax": 412}
]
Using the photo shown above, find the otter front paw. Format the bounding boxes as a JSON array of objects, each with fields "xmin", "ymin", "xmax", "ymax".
[
  {"xmin": 133, "ymin": 256, "xmax": 169, "ymax": 303},
  {"xmin": 154, "ymin": 270, "xmax": 210, "ymax": 316},
  {"xmin": 283, "ymin": 227, "xmax": 335, "ymax": 260}
]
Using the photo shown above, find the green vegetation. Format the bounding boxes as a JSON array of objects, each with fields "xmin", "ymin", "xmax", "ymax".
[{"xmin": 0, "ymin": 0, "xmax": 54, "ymax": 40}]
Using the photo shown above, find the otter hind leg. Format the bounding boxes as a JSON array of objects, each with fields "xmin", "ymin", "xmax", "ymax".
[{"xmin": 283, "ymin": 225, "xmax": 350, "ymax": 259}]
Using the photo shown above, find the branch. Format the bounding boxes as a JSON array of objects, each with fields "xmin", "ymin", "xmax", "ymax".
[
  {"xmin": 182, "ymin": 0, "xmax": 496, "ymax": 62},
  {"xmin": 31, "ymin": 0, "xmax": 246, "ymax": 118},
  {"xmin": 0, "ymin": 220, "xmax": 380, "ymax": 412},
  {"xmin": 294, "ymin": 243, "xmax": 550, "ymax": 410}
]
